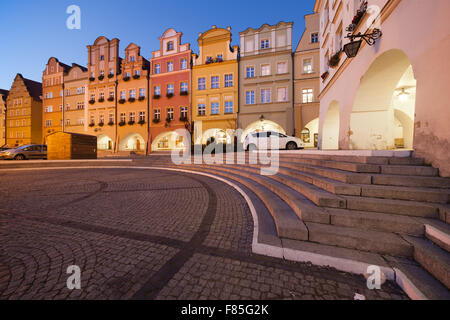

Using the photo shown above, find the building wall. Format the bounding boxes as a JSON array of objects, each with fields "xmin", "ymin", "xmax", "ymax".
[
  {"xmin": 86, "ymin": 36, "xmax": 121, "ymax": 152},
  {"xmin": 294, "ymin": 13, "xmax": 320, "ymax": 147},
  {"xmin": 150, "ymin": 28, "xmax": 192, "ymax": 151},
  {"xmin": 314, "ymin": 0, "xmax": 450, "ymax": 176},
  {"xmin": 6, "ymin": 75, "xmax": 42, "ymax": 147},
  {"xmin": 42, "ymin": 58, "xmax": 66, "ymax": 141},
  {"xmin": 192, "ymin": 26, "xmax": 239, "ymax": 145},
  {"xmin": 239, "ymin": 21, "xmax": 294, "ymax": 136},
  {"xmin": 64, "ymin": 66, "xmax": 89, "ymax": 135},
  {"xmin": 0, "ymin": 93, "xmax": 6, "ymax": 146},
  {"xmin": 117, "ymin": 43, "xmax": 150, "ymax": 153}
]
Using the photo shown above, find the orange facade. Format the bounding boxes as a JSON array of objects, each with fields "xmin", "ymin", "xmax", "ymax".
[{"xmin": 149, "ymin": 29, "xmax": 192, "ymax": 151}]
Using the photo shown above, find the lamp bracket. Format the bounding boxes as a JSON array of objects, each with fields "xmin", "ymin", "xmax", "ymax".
[{"xmin": 346, "ymin": 28, "xmax": 382, "ymax": 46}]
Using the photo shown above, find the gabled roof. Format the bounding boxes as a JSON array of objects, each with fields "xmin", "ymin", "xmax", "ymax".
[
  {"xmin": 71, "ymin": 63, "xmax": 88, "ymax": 72},
  {"xmin": 16, "ymin": 74, "xmax": 42, "ymax": 101}
]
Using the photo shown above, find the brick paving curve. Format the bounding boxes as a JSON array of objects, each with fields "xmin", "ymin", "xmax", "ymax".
[{"xmin": 0, "ymin": 168, "xmax": 408, "ymax": 300}]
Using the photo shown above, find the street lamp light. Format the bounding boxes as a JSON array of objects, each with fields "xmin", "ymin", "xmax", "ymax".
[{"xmin": 343, "ymin": 28, "xmax": 382, "ymax": 58}]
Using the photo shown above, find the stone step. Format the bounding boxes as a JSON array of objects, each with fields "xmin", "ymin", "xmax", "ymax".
[
  {"xmin": 344, "ymin": 195, "xmax": 440, "ymax": 218},
  {"xmin": 392, "ymin": 260, "xmax": 450, "ymax": 300},
  {"xmin": 380, "ymin": 165, "xmax": 439, "ymax": 177},
  {"xmin": 419, "ymin": 218, "xmax": 450, "ymax": 253},
  {"xmin": 327, "ymin": 208, "xmax": 425, "ymax": 236},
  {"xmin": 373, "ymin": 174, "xmax": 450, "ymax": 189},
  {"xmin": 305, "ymin": 222, "xmax": 414, "ymax": 257},
  {"xmin": 360, "ymin": 184, "xmax": 449, "ymax": 204},
  {"xmin": 173, "ymin": 164, "xmax": 309, "ymax": 242},
  {"xmin": 280, "ymin": 153, "xmax": 425, "ymax": 166},
  {"xmin": 403, "ymin": 236, "xmax": 450, "ymax": 290},
  {"xmin": 278, "ymin": 157, "xmax": 382, "ymax": 173}
]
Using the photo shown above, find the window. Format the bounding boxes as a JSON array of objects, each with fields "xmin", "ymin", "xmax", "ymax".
[
  {"xmin": 167, "ymin": 108, "xmax": 174, "ymax": 120},
  {"xmin": 154, "ymin": 86, "xmax": 161, "ymax": 96},
  {"xmin": 167, "ymin": 41, "xmax": 174, "ymax": 51},
  {"xmin": 77, "ymin": 118, "xmax": 84, "ymax": 125},
  {"xmin": 311, "ymin": 33, "xmax": 319, "ymax": 43},
  {"xmin": 224, "ymin": 74, "xmax": 233, "ymax": 87},
  {"xmin": 139, "ymin": 112, "xmax": 145, "ymax": 122},
  {"xmin": 277, "ymin": 62, "xmax": 287, "ymax": 74},
  {"xmin": 224, "ymin": 101, "xmax": 233, "ymax": 114},
  {"xmin": 246, "ymin": 67, "xmax": 255, "ymax": 78},
  {"xmin": 66, "ymin": 104, "xmax": 70, "ymax": 111},
  {"xmin": 246, "ymin": 91, "xmax": 255, "ymax": 105},
  {"xmin": 261, "ymin": 64, "xmax": 271, "ymax": 76},
  {"xmin": 100, "ymin": 70, "xmax": 105, "ymax": 76},
  {"xmin": 120, "ymin": 91, "xmax": 126, "ymax": 100},
  {"xmin": 198, "ymin": 104, "xmax": 206, "ymax": 116},
  {"xmin": 167, "ymin": 84, "xmax": 174, "ymax": 94},
  {"xmin": 180, "ymin": 107, "xmax": 188, "ymax": 119},
  {"xmin": 130, "ymin": 90, "xmax": 136, "ymax": 99},
  {"xmin": 261, "ymin": 89, "xmax": 271, "ymax": 103},
  {"xmin": 77, "ymin": 87, "xmax": 85, "ymax": 94},
  {"xmin": 261, "ymin": 39, "xmax": 270, "ymax": 49},
  {"xmin": 100, "ymin": 55, "xmax": 105, "ymax": 61},
  {"xmin": 109, "ymin": 69, "xmax": 114, "ymax": 76},
  {"xmin": 99, "ymin": 92, "xmax": 104, "ymax": 100},
  {"xmin": 135, "ymin": 70, "xmax": 140, "ymax": 76},
  {"xmin": 45, "ymin": 119, "xmax": 52, "ymax": 127},
  {"xmin": 211, "ymin": 76, "xmax": 219, "ymax": 89},
  {"xmin": 129, "ymin": 112, "xmax": 136, "ymax": 122},
  {"xmin": 22, "ymin": 119, "xmax": 26, "ymax": 126},
  {"xmin": 198, "ymin": 78, "xmax": 206, "ymax": 90},
  {"xmin": 139, "ymin": 88, "xmax": 145, "ymax": 98},
  {"xmin": 277, "ymin": 88, "xmax": 287, "ymax": 102},
  {"xmin": 211, "ymin": 103, "xmax": 219, "ymax": 115},
  {"xmin": 99, "ymin": 115, "xmax": 104, "ymax": 124},
  {"xmin": 181, "ymin": 59, "xmax": 188, "ymax": 70},
  {"xmin": 303, "ymin": 59, "xmax": 313, "ymax": 73},
  {"xmin": 109, "ymin": 91, "xmax": 114, "ymax": 98},
  {"xmin": 46, "ymin": 92, "xmax": 53, "ymax": 99},
  {"xmin": 45, "ymin": 106, "xmax": 53, "ymax": 113},
  {"xmin": 130, "ymin": 56, "xmax": 135, "ymax": 62},
  {"xmin": 155, "ymin": 64, "xmax": 161, "ymax": 74},
  {"xmin": 77, "ymin": 102, "xmax": 84, "ymax": 110},
  {"xmin": 154, "ymin": 109, "xmax": 161, "ymax": 120},
  {"xmin": 181, "ymin": 82, "xmax": 188, "ymax": 93},
  {"xmin": 125, "ymin": 72, "xmax": 130, "ymax": 78},
  {"xmin": 109, "ymin": 113, "xmax": 114, "ymax": 123},
  {"xmin": 168, "ymin": 62, "xmax": 174, "ymax": 72},
  {"xmin": 302, "ymin": 89, "xmax": 314, "ymax": 103},
  {"xmin": 90, "ymin": 115, "xmax": 95, "ymax": 125},
  {"xmin": 120, "ymin": 113, "xmax": 126, "ymax": 123}
]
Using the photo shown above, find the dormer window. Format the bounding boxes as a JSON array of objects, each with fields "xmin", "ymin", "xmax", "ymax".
[
  {"xmin": 261, "ymin": 39, "xmax": 270, "ymax": 49},
  {"xmin": 167, "ymin": 41, "xmax": 174, "ymax": 51},
  {"xmin": 100, "ymin": 55, "xmax": 105, "ymax": 61},
  {"xmin": 130, "ymin": 56, "xmax": 135, "ymax": 62}
]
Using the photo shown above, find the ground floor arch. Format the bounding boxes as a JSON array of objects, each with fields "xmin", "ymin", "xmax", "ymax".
[
  {"xmin": 350, "ymin": 49, "xmax": 416, "ymax": 150},
  {"xmin": 199, "ymin": 128, "xmax": 233, "ymax": 145},
  {"xmin": 301, "ymin": 118, "xmax": 319, "ymax": 148},
  {"xmin": 119, "ymin": 133, "xmax": 145, "ymax": 152},
  {"xmin": 322, "ymin": 101, "xmax": 340, "ymax": 150},
  {"xmin": 97, "ymin": 134, "xmax": 113, "ymax": 151},
  {"xmin": 151, "ymin": 131, "xmax": 186, "ymax": 151},
  {"xmin": 241, "ymin": 120, "xmax": 286, "ymax": 142}
]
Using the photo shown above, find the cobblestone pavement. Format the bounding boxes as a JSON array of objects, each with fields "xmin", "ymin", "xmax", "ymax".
[{"xmin": 0, "ymin": 168, "xmax": 408, "ymax": 300}]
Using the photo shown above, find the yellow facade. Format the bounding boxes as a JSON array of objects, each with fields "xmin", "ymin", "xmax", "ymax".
[
  {"xmin": 6, "ymin": 74, "xmax": 42, "ymax": 147},
  {"xmin": 192, "ymin": 26, "xmax": 239, "ymax": 145},
  {"xmin": 0, "ymin": 90, "xmax": 7, "ymax": 146},
  {"xmin": 64, "ymin": 64, "xmax": 89, "ymax": 135}
]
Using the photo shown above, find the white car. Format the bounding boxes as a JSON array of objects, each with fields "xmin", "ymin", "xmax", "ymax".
[{"xmin": 244, "ymin": 131, "xmax": 305, "ymax": 151}]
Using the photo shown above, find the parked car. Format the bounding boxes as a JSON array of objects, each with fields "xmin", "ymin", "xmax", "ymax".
[
  {"xmin": 244, "ymin": 131, "xmax": 305, "ymax": 151},
  {"xmin": 0, "ymin": 145, "xmax": 47, "ymax": 160}
]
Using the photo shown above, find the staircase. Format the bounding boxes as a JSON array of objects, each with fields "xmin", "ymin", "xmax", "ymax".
[{"xmin": 151, "ymin": 151, "xmax": 450, "ymax": 299}]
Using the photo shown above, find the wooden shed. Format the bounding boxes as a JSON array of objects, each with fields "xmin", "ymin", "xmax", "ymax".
[{"xmin": 46, "ymin": 132, "xmax": 97, "ymax": 160}]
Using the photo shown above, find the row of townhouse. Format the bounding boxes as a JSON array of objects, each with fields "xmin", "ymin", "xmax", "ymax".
[{"xmin": 1, "ymin": 16, "xmax": 322, "ymax": 153}]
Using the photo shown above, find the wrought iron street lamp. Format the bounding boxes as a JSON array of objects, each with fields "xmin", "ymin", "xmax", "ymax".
[{"xmin": 344, "ymin": 28, "xmax": 382, "ymax": 58}]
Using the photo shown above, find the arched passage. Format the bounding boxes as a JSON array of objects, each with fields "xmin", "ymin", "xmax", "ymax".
[
  {"xmin": 301, "ymin": 118, "xmax": 319, "ymax": 148},
  {"xmin": 151, "ymin": 131, "xmax": 186, "ymax": 151},
  {"xmin": 350, "ymin": 50, "xmax": 416, "ymax": 150},
  {"xmin": 97, "ymin": 134, "xmax": 113, "ymax": 151},
  {"xmin": 322, "ymin": 101, "xmax": 340, "ymax": 150},
  {"xmin": 242, "ymin": 120, "xmax": 286, "ymax": 142},
  {"xmin": 119, "ymin": 133, "xmax": 145, "ymax": 152},
  {"xmin": 198, "ymin": 129, "xmax": 232, "ymax": 145}
]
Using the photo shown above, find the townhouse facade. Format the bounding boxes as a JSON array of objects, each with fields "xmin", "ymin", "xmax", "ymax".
[
  {"xmin": 293, "ymin": 13, "xmax": 320, "ymax": 148},
  {"xmin": 42, "ymin": 57, "xmax": 71, "ymax": 142},
  {"xmin": 64, "ymin": 64, "xmax": 89, "ymax": 135},
  {"xmin": 86, "ymin": 36, "xmax": 121, "ymax": 152},
  {"xmin": 238, "ymin": 21, "xmax": 294, "ymax": 141},
  {"xmin": 192, "ymin": 26, "xmax": 239, "ymax": 145},
  {"xmin": 0, "ymin": 89, "xmax": 8, "ymax": 146},
  {"xmin": 6, "ymin": 74, "xmax": 42, "ymax": 147},
  {"xmin": 314, "ymin": 0, "xmax": 450, "ymax": 175},
  {"xmin": 117, "ymin": 43, "xmax": 150, "ymax": 153},
  {"xmin": 150, "ymin": 29, "xmax": 192, "ymax": 151}
]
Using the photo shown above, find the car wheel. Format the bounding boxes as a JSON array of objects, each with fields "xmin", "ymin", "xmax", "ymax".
[
  {"xmin": 14, "ymin": 154, "xmax": 25, "ymax": 160},
  {"xmin": 247, "ymin": 144, "xmax": 257, "ymax": 151},
  {"xmin": 286, "ymin": 142, "xmax": 297, "ymax": 150}
]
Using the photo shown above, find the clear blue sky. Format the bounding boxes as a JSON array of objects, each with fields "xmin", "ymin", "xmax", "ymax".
[{"xmin": 0, "ymin": 0, "xmax": 315, "ymax": 90}]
